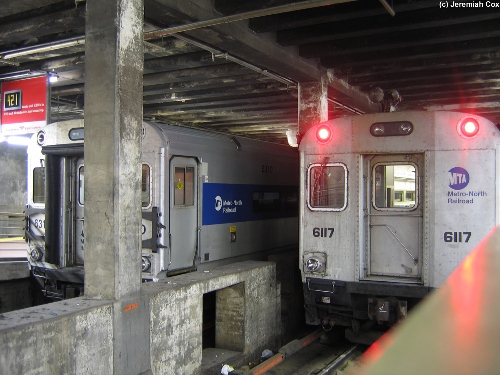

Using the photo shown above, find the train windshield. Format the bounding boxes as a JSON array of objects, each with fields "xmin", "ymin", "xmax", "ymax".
[
  {"xmin": 33, "ymin": 167, "xmax": 45, "ymax": 204},
  {"xmin": 77, "ymin": 164, "xmax": 152, "ymax": 208},
  {"xmin": 78, "ymin": 166, "xmax": 84, "ymax": 205},
  {"xmin": 308, "ymin": 163, "xmax": 347, "ymax": 211},
  {"xmin": 142, "ymin": 164, "xmax": 151, "ymax": 208}
]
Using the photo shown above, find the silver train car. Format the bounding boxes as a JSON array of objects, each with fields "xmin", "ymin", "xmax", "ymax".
[
  {"xmin": 26, "ymin": 119, "xmax": 299, "ymax": 300},
  {"xmin": 299, "ymin": 111, "xmax": 500, "ymax": 342}
]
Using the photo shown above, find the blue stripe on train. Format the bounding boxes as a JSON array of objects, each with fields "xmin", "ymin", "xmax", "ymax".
[{"xmin": 202, "ymin": 183, "xmax": 297, "ymax": 225}]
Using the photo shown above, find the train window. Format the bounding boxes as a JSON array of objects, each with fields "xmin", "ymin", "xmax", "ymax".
[
  {"xmin": 142, "ymin": 164, "xmax": 151, "ymax": 208},
  {"xmin": 285, "ymin": 191, "xmax": 298, "ymax": 211},
  {"xmin": 308, "ymin": 163, "xmax": 347, "ymax": 211},
  {"xmin": 33, "ymin": 167, "xmax": 45, "ymax": 204},
  {"xmin": 253, "ymin": 192, "xmax": 281, "ymax": 213},
  {"xmin": 373, "ymin": 164, "xmax": 416, "ymax": 209},
  {"xmin": 253, "ymin": 190, "xmax": 298, "ymax": 213},
  {"xmin": 77, "ymin": 165, "xmax": 150, "ymax": 207},
  {"xmin": 185, "ymin": 167, "xmax": 194, "ymax": 206},
  {"xmin": 174, "ymin": 166, "xmax": 195, "ymax": 206},
  {"xmin": 78, "ymin": 166, "xmax": 84, "ymax": 205}
]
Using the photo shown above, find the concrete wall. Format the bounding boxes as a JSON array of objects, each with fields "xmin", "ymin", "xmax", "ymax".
[
  {"xmin": 0, "ymin": 261, "xmax": 31, "ymax": 313},
  {"xmin": 146, "ymin": 261, "xmax": 281, "ymax": 374},
  {"xmin": 0, "ymin": 143, "xmax": 26, "ymax": 207},
  {"xmin": 0, "ymin": 298, "xmax": 113, "ymax": 374},
  {"xmin": 0, "ymin": 261, "xmax": 281, "ymax": 375}
]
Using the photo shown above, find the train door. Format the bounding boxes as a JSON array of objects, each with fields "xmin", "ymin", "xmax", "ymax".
[
  {"xmin": 74, "ymin": 158, "xmax": 85, "ymax": 265},
  {"xmin": 169, "ymin": 156, "xmax": 198, "ymax": 271},
  {"xmin": 366, "ymin": 154, "xmax": 423, "ymax": 282}
]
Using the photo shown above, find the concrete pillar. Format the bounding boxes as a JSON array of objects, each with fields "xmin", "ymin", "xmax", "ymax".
[
  {"xmin": 84, "ymin": 0, "xmax": 144, "ymax": 300},
  {"xmin": 298, "ymin": 75, "xmax": 329, "ymax": 139}
]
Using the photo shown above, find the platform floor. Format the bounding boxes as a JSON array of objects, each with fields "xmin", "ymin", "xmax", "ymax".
[{"xmin": 0, "ymin": 238, "xmax": 25, "ymax": 259}]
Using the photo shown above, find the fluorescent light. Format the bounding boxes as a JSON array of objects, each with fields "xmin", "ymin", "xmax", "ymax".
[
  {"xmin": 2, "ymin": 37, "xmax": 85, "ymax": 60},
  {"xmin": 6, "ymin": 136, "xmax": 31, "ymax": 146},
  {"xmin": 0, "ymin": 70, "xmax": 34, "ymax": 81}
]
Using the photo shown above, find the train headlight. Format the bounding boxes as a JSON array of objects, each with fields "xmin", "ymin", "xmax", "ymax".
[
  {"xmin": 29, "ymin": 245, "xmax": 43, "ymax": 262},
  {"xmin": 457, "ymin": 117, "xmax": 479, "ymax": 138},
  {"xmin": 305, "ymin": 257, "xmax": 322, "ymax": 272},
  {"xmin": 36, "ymin": 130, "xmax": 46, "ymax": 146},
  {"xmin": 142, "ymin": 256, "xmax": 151, "ymax": 272},
  {"xmin": 316, "ymin": 125, "xmax": 332, "ymax": 143},
  {"xmin": 370, "ymin": 121, "xmax": 413, "ymax": 136},
  {"xmin": 372, "ymin": 124, "xmax": 385, "ymax": 136},
  {"xmin": 399, "ymin": 122, "xmax": 413, "ymax": 134}
]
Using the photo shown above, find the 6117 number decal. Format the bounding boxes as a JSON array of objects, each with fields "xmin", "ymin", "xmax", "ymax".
[
  {"xmin": 444, "ymin": 231, "xmax": 471, "ymax": 243},
  {"xmin": 313, "ymin": 227, "xmax": 334, "ymax": 238}
]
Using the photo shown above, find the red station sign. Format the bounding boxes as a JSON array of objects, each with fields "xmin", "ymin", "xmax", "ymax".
[{"xmin": 1, "ymin": 76, "xmax": 48, "ymax": 135}]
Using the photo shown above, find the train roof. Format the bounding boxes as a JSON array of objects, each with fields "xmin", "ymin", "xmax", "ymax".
[{"xmin": 300, "ymin": 111, "xmax": 500, "ymax": 154}]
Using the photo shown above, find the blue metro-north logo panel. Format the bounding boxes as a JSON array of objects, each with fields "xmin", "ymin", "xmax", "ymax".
[{"xmin": 202, "ymin": 183, "xmax": 297, "ymax": 225}]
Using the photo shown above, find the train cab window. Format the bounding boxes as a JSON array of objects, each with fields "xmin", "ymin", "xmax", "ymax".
[
  {"xmin": 308, "ymin": 163, "xmax": 347, "ymax": 211},
  {"xmin": 77, "ymin": 165, "xmax": 150, "ymax": 207},
  {"xmin": 78, "ymin": 166, "xmax": 84, "ymax": 205},
  {"xmin": 142, "ymin": 164, "xmax": 151, "ymax": 208},
  {"xmin": 373, "ymin": 163, "xmax": 417, "ymax": 209},
  {"xmin": 33, "ymin": 167, "xmax": 46, "ymax": 204},
  {"xmin": 174, "ymin": 166, "xmax": 194, "ymax": 206}
]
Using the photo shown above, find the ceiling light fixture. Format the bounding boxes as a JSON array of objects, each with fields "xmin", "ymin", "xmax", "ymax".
[
  {"xmin": 0, "ymin": 70, "xmax": 36, "ymax": 82},
  {"xmin": 48, "ymin": 72, "xmax": 59, "ymax": 83},
  {"xmin": 1, "ymin": 37, "xmax": 85, "ymax": 60}
]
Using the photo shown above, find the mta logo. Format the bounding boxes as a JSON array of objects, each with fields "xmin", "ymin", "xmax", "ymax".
[
  {"xmin": 448, "ymin": 167, "xmax": 469, "ymax": 190},
  {"xmin": 215, "ymin": 196, "xmax": 223, "ymax": 211}
]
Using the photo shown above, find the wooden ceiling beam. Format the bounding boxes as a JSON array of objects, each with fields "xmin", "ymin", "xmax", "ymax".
[
  {"xmin": 0, "ymin": 7, "xmax": 85, "ymax": 45},
  {"xmin": 276, "ymin": 8, "xmax": 500, "ymax": 46},
  {"xmin": 319, "ymin": 37, "xmax": 500, "ymax": 67},
  {"xmin": 248, "ymin": 0, "xmax": 436, "ymax": 33}
]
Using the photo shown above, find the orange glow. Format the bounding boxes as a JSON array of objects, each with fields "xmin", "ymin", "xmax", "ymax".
[
  {"xmin": 353, "ymin": 228, "xmax": 500, "ymax": 374},
  {"xmin": 358, "ymin": 246, "xmax": 486, "ymax": 370},
  {"xmin": 449, "ymin": 247, "xmax": 484, "ymax": 350},
  {"xmin": 359, "ymin": 331, "xmax": 395, "ymax": 367}
]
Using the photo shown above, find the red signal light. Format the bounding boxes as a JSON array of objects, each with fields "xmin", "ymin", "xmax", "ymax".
[
  {"xmin": 316, "ymin": 125, "xmax": 332, "ymax": 143},
  {"xmin": 457, "ymin": 117, "xmax": 479, "ymax": 138}
]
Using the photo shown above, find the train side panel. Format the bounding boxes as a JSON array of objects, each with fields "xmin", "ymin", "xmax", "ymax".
[
  {"xmin": 199, "ymin": 141, "xmax": 298, "ymax": 269},
  {"xmin": 141, "ymin": 124, "xmax": 298, "ymax": 278},
  {"xmin": 178, "ymin": 128, "xmax": 297, "ymax": 272}
]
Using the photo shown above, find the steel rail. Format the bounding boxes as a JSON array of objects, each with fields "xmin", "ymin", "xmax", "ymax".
[{"xmin": 317, "ymin": 344, "xmax": 360, "ymax": 375}]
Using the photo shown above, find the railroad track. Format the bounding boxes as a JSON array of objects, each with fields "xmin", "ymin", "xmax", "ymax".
[
  {"xmin": 230, "ymin": 327, "xmax": 367, "ymax": 375},
  {"xmin": 314, "ymin": 344, "xmax": 361, "ymax": 375}
]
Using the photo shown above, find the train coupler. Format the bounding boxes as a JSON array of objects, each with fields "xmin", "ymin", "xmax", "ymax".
[
  {"xmin": 367, "ymin": 297, "xmax": 407, "ymax": 325},
  {"xmin": 321, "ymin": 317, "xmax": 336, "ymax": 331}
]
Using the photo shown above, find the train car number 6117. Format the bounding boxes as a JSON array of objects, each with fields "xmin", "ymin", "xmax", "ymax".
[{"xmin": 313, "ymin": 227, "xmax": 334, "ymax": 238}]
